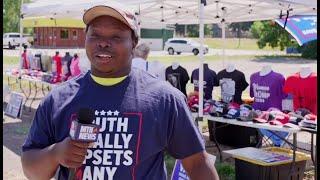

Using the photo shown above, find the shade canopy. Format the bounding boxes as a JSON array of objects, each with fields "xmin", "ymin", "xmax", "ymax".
[{"xmin": 275, "ymin": 15, "xmax": 317, "ymax": 46}]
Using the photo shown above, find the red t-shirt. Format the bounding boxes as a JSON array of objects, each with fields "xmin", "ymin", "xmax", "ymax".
[
  {"xmin": 53, "ymin": 55, "xmax": 62, "ymax": 76},
  {"xmin": 283, "ymin": 72, "xmax": 317, "ymax": 114},
  {"xmin": 21, "ymin": 52, "xmax": 29, "ymax": 69}
]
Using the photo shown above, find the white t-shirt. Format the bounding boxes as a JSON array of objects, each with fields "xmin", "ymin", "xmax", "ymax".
[{"xmin": 131, "ymin": 57, "xmax": 147, "ymax": 71}]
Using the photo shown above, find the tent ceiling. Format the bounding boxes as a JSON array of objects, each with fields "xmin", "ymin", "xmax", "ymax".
[{"xmin": 23, "ymin": 0, "xmax": 317, "ymax": 27}]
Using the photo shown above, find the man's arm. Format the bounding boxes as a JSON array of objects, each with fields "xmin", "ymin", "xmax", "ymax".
[
  {"xmin": 21, "ymin": 137, "xmax": 90, "ymax": 180},
  {"xmin": 182, "ymin": 151, "xmax": 219, "ymax": 180},
  {"xmin": 21, "ymin": 144, "xmax": 59, "ymax": 180}
]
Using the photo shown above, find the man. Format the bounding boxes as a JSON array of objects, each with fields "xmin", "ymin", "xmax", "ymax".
[
  {"xmin": 132, "ymin": 43, "xmax": 166, "ymax": 80},
  {"xmin": 21, "ymin": 4, "xmax": 219, "ymax": 180},
  {"xmin": 131, "ymin": 42, "xmax": 150, "ymax": 71}
]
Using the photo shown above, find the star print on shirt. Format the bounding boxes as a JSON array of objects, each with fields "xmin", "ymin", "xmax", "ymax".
[
  {"xmin": 107, "ymin": 110, "xmax": 113, "ymax": 116},
  {"xmin": 114, "ymin": 110, "xmax": 120, "ymax": 116},
  {"xmin": 100, "ymin": 110, "xmax": 106, "ymax": 116},
  {"xmin": 95, "ymin": 110, "xmax": 100, "ymax": 116}
]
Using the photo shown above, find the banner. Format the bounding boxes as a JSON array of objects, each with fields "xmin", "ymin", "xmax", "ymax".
[{"xmin": 275, "ymin": 15, "xmax": 317, "ymax": 46}]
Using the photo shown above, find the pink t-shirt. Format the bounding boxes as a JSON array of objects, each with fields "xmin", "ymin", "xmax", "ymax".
[{"xmin": 70, "ymin": 57, "xmax": 81, "ymax": 77}]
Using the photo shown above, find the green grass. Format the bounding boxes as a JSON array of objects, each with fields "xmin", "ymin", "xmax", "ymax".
[
  {"xmin": 215, "ymin": 162, "xmax": 236, "ymax": 180},
  {"xmin": 191, "ymin": 38, "xmax": 282, "ymax": 51},
  {"xmin": 3, "ymin": 56, "xmax": 19, "ymax": 65}
]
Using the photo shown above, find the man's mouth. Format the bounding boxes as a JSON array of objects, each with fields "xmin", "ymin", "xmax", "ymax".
[{"xmin": 96, "ymin": 54, "xmax": 113, "ymax": 63}]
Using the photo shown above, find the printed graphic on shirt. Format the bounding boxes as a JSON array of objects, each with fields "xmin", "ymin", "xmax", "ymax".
[
  {"xmin": 75, "ymin": 110, "xmax": 142, "ymax": 180},
  {"xmin": 220, "ymin": 78, "xmax": 235, "ymax": 103},
  {"xmin": 252, "ymin": 83, "xmax": 270, "ymax": 103},
  {"xmin": 192, "ymin": 80, "xmax": 207, "ymax": 89},
  {"xmin": 167, "ymin": 73, "xmax": 181, "ymax": 90}
]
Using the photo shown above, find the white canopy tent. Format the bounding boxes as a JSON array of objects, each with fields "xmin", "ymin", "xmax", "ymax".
[{"xmin": 21, "ymin": 0, "xmax": 317, "ymax": 117}]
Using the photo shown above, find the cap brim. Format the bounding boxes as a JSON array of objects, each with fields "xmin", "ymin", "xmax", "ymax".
[{"xmin": 83, "ymin": 6, "xmax": 131, "ymax": 29}]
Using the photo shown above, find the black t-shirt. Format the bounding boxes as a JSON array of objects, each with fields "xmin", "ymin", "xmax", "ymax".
[
  {"xmin": 165, "ymin": 66, "xmax": 190, "ymax": 96},
  {"xmin": 191, "ymin": 64, "xmax": 219, "ymax": 100},
  {"xmin": 217, "ymin": 69, "xmax": 249, "ymax": 104}
]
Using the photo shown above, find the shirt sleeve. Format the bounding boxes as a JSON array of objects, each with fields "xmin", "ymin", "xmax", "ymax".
[
  {"xmin": 213, "ymin": 71, "xmax": 219, "ymax": 87},
  {"xmin": 249, "ymin": 74, "xmax": 254, "ymax": 98},
  {"xmin": 240, "ymin": 72, "xmax": 249, "ymax": 91},
  {"xmin": 183, "ymin": 69, "xmax": 190, "ymax": 84},
  {"xmin": 190, "ymin": 70, "xmax": 194, "ymax": 83},
  {"xmin": 22, "ymin": 95, "xmax": 55, "ymax": 152},
  {"xmin": 166, "ymin": 93, "xmax": 205, "ymax": 159},
  {"xmin": 283, "ymin": 76, "xmax": 293, "ymax": 94}
]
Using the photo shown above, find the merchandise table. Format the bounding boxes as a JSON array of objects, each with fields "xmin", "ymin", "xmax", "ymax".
[
  {"xmin": 192, "ymin": 113, "xmax": 316, "ymax": 177},
  {"xmin": 4, "ymin": 72, "xmax": 57, "ymax": 111}
]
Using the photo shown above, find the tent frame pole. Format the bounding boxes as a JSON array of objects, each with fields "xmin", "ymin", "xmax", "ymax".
[{"xmin": 198, "ymin": 1, "xmax": 205, "ymax": 117}]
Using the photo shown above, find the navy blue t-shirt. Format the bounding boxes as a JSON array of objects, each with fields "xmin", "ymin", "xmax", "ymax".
[
  {"xmin": 22, "ymin": 68, "xmax": 204, "ymax": 180},
  {"xmin": 191, "ymin": 64, "xmax": 219, "ymax": 100}
]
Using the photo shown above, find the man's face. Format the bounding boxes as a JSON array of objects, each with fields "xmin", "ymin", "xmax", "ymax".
[{"xmin": 85, "ymin": 15, "xmax": 136, "ymax": 78}]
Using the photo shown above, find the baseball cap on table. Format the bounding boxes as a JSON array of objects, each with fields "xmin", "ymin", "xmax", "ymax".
[
  {"xmin": 223, "ymin": 108, "xmax": 240, "ymax": 119},
  {"xmin": 83, "ymin": 4, "xmax": 139, "ymax": 39},
  {"xmin": 295, "ymin": 108, "xmax": 311, "ymax": 117},
  {"xmin": 288, "ymin": 112, "xmax": 304, "ymax": 125},
  {"xmin": 253, "ymin": 111, "xmax": 274, "ymax": 123},
  {"xmin": 209, "ymin": 101, "xmax": 228, "ymax": 117},
  {"xmin": 236, "ymin": 104, "xmax": 258, "ymax": 121},
  {"xmin": 269, "ymin": 113, "xmax": 290, "ymax": 126}
]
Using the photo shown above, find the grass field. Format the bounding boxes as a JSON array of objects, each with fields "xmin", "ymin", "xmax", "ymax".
[{"xmin": 195, "ymin": 38, "xmax": 282, "ymax": 51}]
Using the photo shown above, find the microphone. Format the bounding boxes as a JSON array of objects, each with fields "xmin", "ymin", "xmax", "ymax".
[{"xmin": 68, "ymin": 108, "xmax": 99, "ymax": 180}]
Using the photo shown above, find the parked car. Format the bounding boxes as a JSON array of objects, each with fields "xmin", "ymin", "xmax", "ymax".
[
  {"xmin": 164, "ymin": 38, "xmax": 209, "ymax": 55},
  {"xmin": 3, "ymin": 33, "xmax": 30, "ymax": 49}
]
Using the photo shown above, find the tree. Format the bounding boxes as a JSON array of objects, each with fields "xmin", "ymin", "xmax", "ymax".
[
  {"xmin": 250, "ymin": 20, "xmax": 298, "ymax": 50},
  {"xmin": 228, "ymin": 22, "xmax": 253, "ymax": 38},
  {"xmin": 3, "ymin": 0, "xmax": 32, "ymax": 33}
]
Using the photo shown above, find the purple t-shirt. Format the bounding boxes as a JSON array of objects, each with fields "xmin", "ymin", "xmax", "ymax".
[
  {"xmin": 250, "ymin": 71, "xmax": 286, "ymax": 111},
  {"xmin": 22, "ymin": 69, "xmax": 204, "ymax": 180}
]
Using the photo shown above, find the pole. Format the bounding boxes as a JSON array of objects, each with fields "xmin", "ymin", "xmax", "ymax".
[
  {"xmin": 19, "ymin": 0, "xmax": 24, "ymax": 76},
  {"xmin": 222, "ymin": 8, "xmax": 226, "ymax": 68},
  {"xmin": 198, "ymin": 1, "xmax": 204, "ymax": 117}
]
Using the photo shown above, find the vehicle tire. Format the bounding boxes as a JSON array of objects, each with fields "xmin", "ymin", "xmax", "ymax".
[
  {"xmin": 192, "ymin": 49, "xmax": 199, "ymax": 55},
  {"xmin": 8, "ymin": 42, "xmax": 14, "ymax": 49},
  {"xmin": 177, "ymin": 52, "xmax": 181, "ymax": 55},
  {"xmin": 168, "ymin": 48, "xmax": 174, "ymax": 55}
]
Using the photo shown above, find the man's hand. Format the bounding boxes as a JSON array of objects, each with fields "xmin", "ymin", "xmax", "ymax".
[
  {"xmin": 53, "ymin": 137, "xmax": 91, "ymax": 168},
  {"xmin": 182, "ymin": 151, "xmax": 219, "ymax": 180}
]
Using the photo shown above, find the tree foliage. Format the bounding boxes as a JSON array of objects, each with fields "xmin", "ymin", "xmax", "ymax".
[
  {"xmin": 228, "ymin": 22, "xmax": 253, "ymax": 38},
  {"xmin": 3, "ymin": 0, "xmax": 32, "ymax": 33},
  {"xmin": 250, "ymin": 21, "xmax": 298, "ymax": 50}
]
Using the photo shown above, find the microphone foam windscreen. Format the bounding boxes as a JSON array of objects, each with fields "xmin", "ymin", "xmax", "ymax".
[{"xmin": 77, "ymin": 108, "xmax": 95, "ymax": 124}]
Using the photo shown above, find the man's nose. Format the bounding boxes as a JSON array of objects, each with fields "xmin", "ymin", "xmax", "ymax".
[{"xmin": 97, "ymin": 40, "xmax": 111, "ymax": 48}]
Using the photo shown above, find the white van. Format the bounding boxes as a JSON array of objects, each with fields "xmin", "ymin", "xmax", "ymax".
[
  {"xmin": 3, "ymin": 33, "xmax": 30, "ymax": 49},
  {"xmin": 164, "ymin": 38, "xmax": 209, "ymax": 55}
]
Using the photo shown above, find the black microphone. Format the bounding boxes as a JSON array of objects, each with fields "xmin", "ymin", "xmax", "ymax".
[{"xmin": 68, "ymin": 108, "xmax": 98, "ymax": 180}]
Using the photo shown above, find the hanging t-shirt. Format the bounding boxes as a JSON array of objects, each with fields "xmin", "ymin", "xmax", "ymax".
[
  {"xmin": 53, "ymin": 55, "xmax": 62, "ymax": 77},
  {"xmin": 22, "ymin": 69, "xmax": 204, "ymax": 180},
  {"xmin": 217, "ymin": 69, "xmax": 249, "ymax": 104},
  {"xmin": 41, "ymin": 55, "xmax": 52, "ymax": 72},
  {"xmin": 250, "ymin": 71, "xmax": 286, "ymax": 110},
  {"xmin": 131, "ymin": 57, "xmax": 147, "ymax": 71},
  {"xmin": 191, "ymin": 64, "xmax": 219, "ymax": 100},
  {"xmin": 148, "ymin": 61, "xmax": 166, "ymax": 81},
  {"xmin": 165, "ymin": 66, "xmax": 190, "ymax": 96},
  {"xmin": 62, "ymin": 54, "xmax": 73, "ymax": 75},
  {"xmin": 283, "ymin": 72, "xmax": 317, "ymax": 114}
]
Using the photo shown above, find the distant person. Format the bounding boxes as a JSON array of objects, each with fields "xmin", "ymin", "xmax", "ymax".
[
  {"xmin": 69, "ymin": 53, "xmax": 81, "ymax": 78},
  {"xmin": 52, "ymin": 51, "xmax": 62, "ymax": 80},
  {"xmin": 132, "ymin": 43, "xmax": 165, "ymax": 80},
  {"xmin": 62, "ymin": 52, "xmax": 73, "ymax": 80},
  {"xmin": 21, "ymin": 49, "xmax": 29, "ymax": 69},
  {"xmin": 131, "ymin": 42, "xmax": 150, "ymax": 71}
]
